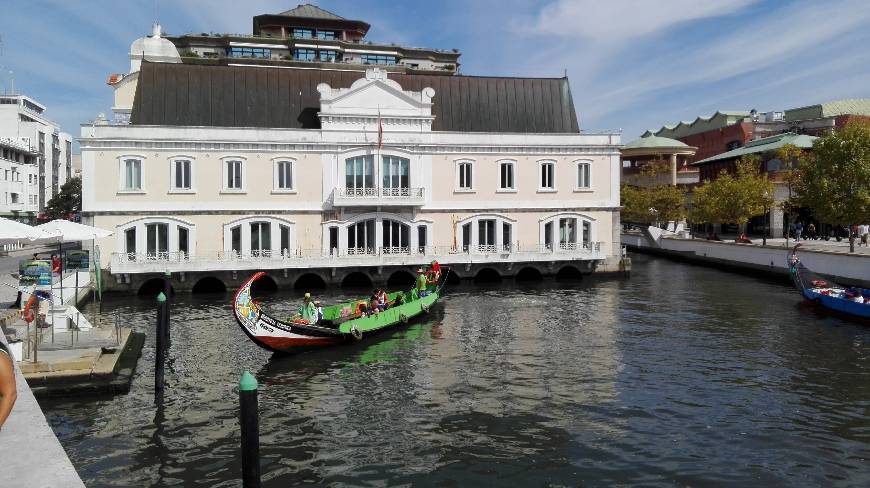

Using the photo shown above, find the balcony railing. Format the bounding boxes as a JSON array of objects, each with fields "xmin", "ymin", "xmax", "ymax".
[
  {"xmin": 332, "ymin": 187, "xmax": 425, "ymax": 206},
  {"xmin": 110, "ymin": 242, "xmax": 605, "ymax": 274}
]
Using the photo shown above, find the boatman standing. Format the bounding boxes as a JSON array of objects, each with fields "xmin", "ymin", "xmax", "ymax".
[
  {"xmin": 415, "ymin": 268, "xmax": 430, "ymax": 298},
  {"xmin": 299, "ymin": 293, "xmax": 317, "ymax": 324}
]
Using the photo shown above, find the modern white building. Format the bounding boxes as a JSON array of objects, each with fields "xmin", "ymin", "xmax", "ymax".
[
  {"xmin": 82, "ymin": 11, "xmax": 623, "ymax": 294},
  {"xmin": 0, "ymin": 94, "xmax": 74, "ymax": 221}
]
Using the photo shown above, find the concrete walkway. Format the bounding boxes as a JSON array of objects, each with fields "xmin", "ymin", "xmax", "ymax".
[{"xmin": 1, "ymin": 334, "xmax": 85, "ymax": 487}]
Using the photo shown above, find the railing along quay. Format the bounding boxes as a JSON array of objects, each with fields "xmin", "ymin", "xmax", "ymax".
[{"xmin": 110, "ymin": 243, "xmax": 604, "ymax": 273}]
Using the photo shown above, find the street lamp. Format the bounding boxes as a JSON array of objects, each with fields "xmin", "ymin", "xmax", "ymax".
[{"xmin": 763, "ymin": 191, "xmax": 769, "ymax": 247}]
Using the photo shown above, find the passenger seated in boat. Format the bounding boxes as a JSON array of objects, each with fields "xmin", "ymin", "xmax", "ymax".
[
  {"xmin": 375, "ymin": 289, "xmax": 388, "ymax": 311},
  {"xmin": 314, "ymin": 300, "xmax": 324, "ymax": 323},
  {"xmin": 298, "ymin": 293, "xmax": 317, "ymax": 324},
  {"xmin": 393, "ymin": 293, "xmax": 406, "ymax": 306},
  {"xmin": 369, "ymin": 292, "xmax": 381, "ymax": 315},
  {"xmin": 427, "ymin": 260, "xmax": 441, "ymax": 283}
]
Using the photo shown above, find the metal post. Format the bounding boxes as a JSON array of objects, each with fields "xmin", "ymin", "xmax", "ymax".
[
  {"xmin": 239, "ymin": 371, "xmax": 261, "ymax": 488},
  {"xmin": 155, "ymin": 292, "xmax": 166, "ymax": 404},
  {"xmin": 163, "ymin": 271, "xmax": 171, "ymax": 346},
  {"xmin": 74, "ymin": 270, "xmax": 80, "ymax": 329}
]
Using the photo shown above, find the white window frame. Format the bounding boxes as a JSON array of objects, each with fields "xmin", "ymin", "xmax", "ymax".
[
  {"xmin": 223, "ymin": 216, "xmax": 296, "ymax": 258},
  {"xmin": 538, "ymin": 160, "xmax": 556, "ymax": 192},
  {"xmin": 539, "ymin": 213, "xmax": 596, "ymax": 252},
  {"xmin": 455, "ymin": 214, "xmax": 517, "ymax": 254},
  {"xmin": 116, "ymin": 217, "xmax": 196, "ymax": 260},
  {"xmin": 117, "ymin": 155, "xmax": 146, "ymax": 193},
  {"xmin": 272, "ymin": 157, "xmax": 297, "ymax": 193},
  {"xmin": 221, "ymin": 156, "xmax": 247, "ymax": 193},
  {"xmin": 168, "ymin": 155, "xmax": 195, "ymax": 193},
  {"xmin": 497, "ymin": 159, "xmax": 516, "ymax": 192},
  {"xmin": 454, "ymin": 158, "xmax": 475, "ymax": 192},
  {"xmin": 575, "ymin": 159, "xmax": 592, "ymax": 191}
]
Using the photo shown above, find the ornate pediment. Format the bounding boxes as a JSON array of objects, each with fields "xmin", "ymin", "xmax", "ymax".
[{"xmin": 317, "ymin": 68, "xmax": 435, "ymax": 132}]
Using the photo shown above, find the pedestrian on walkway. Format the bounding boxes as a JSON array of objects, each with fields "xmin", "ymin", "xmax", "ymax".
[
  {"xmin": 807, "ymin": 223, "xmax": 816, "ymax": 240},
  {"xmin": 795, "ymin": 221, "xmax": 803, "ymax": 242}
]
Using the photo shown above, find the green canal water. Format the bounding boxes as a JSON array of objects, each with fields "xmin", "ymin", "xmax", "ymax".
[{"xmin": 40, "ymin": 255, "xmax": 870, "ymax": 486}]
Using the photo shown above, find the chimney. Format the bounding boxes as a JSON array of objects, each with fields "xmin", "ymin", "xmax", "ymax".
[{"xmin": 152, "ymin": 23, "xmax": 162, "ymax": 38}]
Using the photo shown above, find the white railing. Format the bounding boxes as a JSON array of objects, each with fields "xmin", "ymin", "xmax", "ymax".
[
  {"xmin": 332, "ymin": 187, "xmax": 425, "ymax": 206},
  {"xmin": 110, "ymin": 242, "xmax": 605, "ymax": 273}
]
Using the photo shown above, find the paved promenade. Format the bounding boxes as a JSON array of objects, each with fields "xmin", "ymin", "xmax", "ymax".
[{"xmin": 1, "ymin": 334, "xmax": 85, "ymax": 487}]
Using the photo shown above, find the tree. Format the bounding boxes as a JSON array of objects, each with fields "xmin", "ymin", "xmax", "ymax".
[
  {"xmin": 692, "ymin": 157, "xmax": 773, "ymax": 234},
  {"xmin": 43, "ymin": 176, "xmax": 81, "ymax": 219},
  {"xmin": 776, "ymin": 143, "xmax": 803, "ymax": 247},
  {"xmin": 620, "ymin": 158, "xmax": 687, "ymax": 225},
  {"xmin": 793, "ymin": 119, "xmax": 870, "ymax": 252}
]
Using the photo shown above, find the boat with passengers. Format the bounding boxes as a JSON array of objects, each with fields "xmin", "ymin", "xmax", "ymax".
[
  {"xmin": 233, "ymin": 266, "xmax": 446, "ymax": 353},
  {"xmin": 789, "ymin": 244, "xmax": 870, "ymax": 320}
]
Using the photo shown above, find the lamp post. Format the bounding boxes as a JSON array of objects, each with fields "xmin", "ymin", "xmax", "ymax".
[{"xmin": 763, "ymin": 191, "xmax": 769, "ymax": 247}]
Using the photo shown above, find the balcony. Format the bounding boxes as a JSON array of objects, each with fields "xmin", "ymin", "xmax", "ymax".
[
  {"xmin": 110, "ymin": 243, "xmax": 604, "ymax": 274},
  {"xmin": 332, "ymin": 187, "xmax": 425, "ymax": 207}
]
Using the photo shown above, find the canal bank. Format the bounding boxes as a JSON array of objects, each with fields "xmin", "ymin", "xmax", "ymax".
[
  {"xmin": 623, "ymin": 229, "xmax": 870, "ymax": 288},
  {"xmin": 1, "ymin": 335, "xmax": 85, "ymax": 488}
]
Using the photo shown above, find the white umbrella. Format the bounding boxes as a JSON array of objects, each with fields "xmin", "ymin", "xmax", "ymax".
[
  {"xmin": 0, "ymin": 217, "xmax": 58, "ymax": 245},
  {"xmin": 36, "ymin": 219, "xmax": 112, "ymax": 243}
]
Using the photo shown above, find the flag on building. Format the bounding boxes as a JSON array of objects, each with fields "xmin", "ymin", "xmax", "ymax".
[{"xmin": 377, "ymin": 111, "xmax": 384, "ymax": 149}]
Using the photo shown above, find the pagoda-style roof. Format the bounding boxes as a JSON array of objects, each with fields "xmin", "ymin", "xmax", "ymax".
[
  {"xmin": 253, "ymin": 4, "xmax": 370, "ymax": 37},
  {"xmin": 622, "ymin": 135, "xmax": 696, "ymax": 157},
  {"xmin": 277, "ymin": 4, "xmax": 345, "ymax": 20}
]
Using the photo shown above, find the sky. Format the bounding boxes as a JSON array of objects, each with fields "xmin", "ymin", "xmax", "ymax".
[{"xmin": 1, "ymin": 0, "xmax": 869, "ymax": 149}]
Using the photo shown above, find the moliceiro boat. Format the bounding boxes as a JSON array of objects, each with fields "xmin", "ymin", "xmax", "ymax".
[
  {"xmin": 788, "ymin": 244, "xmax": 870, "ymax": 320},
  {"xmin": 233, "ymin": 270, "xmax": 444, "ymax": 353}
]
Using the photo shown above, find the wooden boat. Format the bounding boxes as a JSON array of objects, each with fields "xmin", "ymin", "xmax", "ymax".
[
  {"xmin": 788, "ymin": 244, "xmax": 870, "ymax": 320},
  {"xmin": 233, "ymin": 271, "xmax": 443, "ymax": 353}
]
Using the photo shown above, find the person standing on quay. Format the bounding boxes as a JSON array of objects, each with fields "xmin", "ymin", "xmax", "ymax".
[
  {"xmin": 0, "ymin": 341, "xmax": 17, "ymax": 431},
  {"xmin": 795, "ymin": 221, "xmax": 803, "ymax": 242}
]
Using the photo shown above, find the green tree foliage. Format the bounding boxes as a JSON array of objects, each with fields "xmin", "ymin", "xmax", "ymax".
[
  {"xmin": 43, "ymin": 176, "xmax": 81, "ymax": 219},
  {"xmin": 692, "ymin": 157, "xmax": 773, "ymax": 227},
  {"xmin": 620, "ymin": 158, "xmax": 687, "ymax": 224},
  {"xmin": 793, "ymin": 119, "xmax": 870, "ymax": 252}
]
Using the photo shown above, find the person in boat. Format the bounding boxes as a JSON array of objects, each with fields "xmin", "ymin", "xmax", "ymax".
[
  {"xmin": 314, "ymin": 300, "xmax": 324, "ymax": 323},
  {"xmin": 374, "ymin": 289, "xmax": 388, "ymax": 312},
  {"xmin": 369, "ymin": 291, "xmax": 381, "ymax": 315},
  {"xmin": 427, "ymin": 260, "xmax": 442, "ymax": 283},
  {"xmin": 415, "ymin": 268, "xmax": 431, "ymax": 298},
  {"xmin": 298, "ymin": 293, "xmax": 317, "ymax": 324}
]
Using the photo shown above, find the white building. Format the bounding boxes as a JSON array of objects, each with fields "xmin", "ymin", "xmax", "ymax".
[
  {"xmin": 0, "ymin": 94, "xmax": 74, "ymax": 221},
  {"xmin": 81, "ymin": 16, "xmax": 623, "ymax": 294}
]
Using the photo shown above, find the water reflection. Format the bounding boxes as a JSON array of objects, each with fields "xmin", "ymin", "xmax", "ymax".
[{"xmin": 40, "ymin": 256, "xmax": 870, "ymax": 487}]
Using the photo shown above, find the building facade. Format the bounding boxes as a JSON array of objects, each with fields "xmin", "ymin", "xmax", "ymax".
[
  {"xmin": 82, "ymin": 9, "xmax": 622, "ymax": 293},
  {"xmin": 0, "ymin": 94, "xmax": 73, "ymax": 222}
]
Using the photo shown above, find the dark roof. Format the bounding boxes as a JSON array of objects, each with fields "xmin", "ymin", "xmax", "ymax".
[
  {"xmin": 278, "ymin": 4, "xmax": 345, "ymax": 20},
  {"xmin": 130, "ymin": 62, "xmax": 580, "ymax": 133}
]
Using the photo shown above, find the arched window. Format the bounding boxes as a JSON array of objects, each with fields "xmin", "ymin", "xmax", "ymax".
[
  {"xmin": 455, "ymin": 158, "xmax": 475, "ymax": 191},
  {"xmin": 223, "ymin": 217, "xmax": 295, "ymax": 258},
  {"xmin": 117, "ymin": 217, "xmax": 195, "ymax": 261},
  {"xmin": 324, "ymin": 213, "xmax": 432, "ymax": 256},
  {"xmin": 539, "ymin": 213, "xmax": 595, "ymax": 251},
  {"xmin": 456, "ymin": 214, "xmax": 516, "ymax": 254}
]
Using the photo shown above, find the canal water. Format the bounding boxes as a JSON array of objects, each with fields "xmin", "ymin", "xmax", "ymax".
[{"xmin": 40, "ymin": 255, "xmax": 870, "ymax": 487}]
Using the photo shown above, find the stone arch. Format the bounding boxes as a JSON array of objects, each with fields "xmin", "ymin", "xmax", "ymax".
[
  {"xmin": 341, "ymin": 271, "xmax": 374, "ymax": 289},
  {"xmin": 387, "ymin": 270, "xmax": 416, "ymax": 288},
  {"xmin": 555, "ymin": 265, "xmax": 583, "ymax": 281},
  {"xmin": 191, "ymin": 276, "xmax": 227, "ymax": 294},
  {"xmin": 137, "ymin": 278, "xmax": 171, "ymax": 296},
  {"xmin": 515, "ymin": 267, "xmax": 544, "ymax": 281},
  {"xmin": 251, "ymin": 274, "xmax": 279, "ymax": 294},
  {"xmin": 294, "ymin": 272, "xmax": 327, "ymax": 290},
  {"xmin": 474, "ymin": 267, "xmax": 503, "ymax": 283}
]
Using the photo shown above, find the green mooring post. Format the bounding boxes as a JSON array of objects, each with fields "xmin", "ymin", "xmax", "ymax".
[
  {"xmin": 163, "ymin": 271, "xmax": 171, "ymax": 346},
  {"xmin": 154, "ymin": 292, "xmax": 167, "ymax": 404},
  {"xmin": 239, "ymin": 371, "xmax": 261, "ymax": 488}
]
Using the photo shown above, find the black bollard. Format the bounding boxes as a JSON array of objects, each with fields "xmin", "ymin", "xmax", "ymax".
[
  {"xmin": 154, "ymin": 292, "xmax": 166, "ymax": 404},
  {"xmin": 163, "ymin": 271, "xmax": 171, "ymax": 345},
  {"xmin": 239, "ymin": 371, "xmax": 261, "ymax": 488}
]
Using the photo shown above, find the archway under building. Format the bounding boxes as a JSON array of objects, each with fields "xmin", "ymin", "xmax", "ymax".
[
  {"xmin": 251, "ymin": 274, "xmax": 279, "ymax": 294},
  {"xmin": 191, "ymin": 276, "xmax": 227, "ymax": 294},
  {"xmin": 342, "ymin": 271, "xmax": 373, "ymax": 289},
  {"xmin": 444, "ymin": 270, "xmax": 462, "ymax": 286},
  {"xmin": 387, "ymin": 270, "xmax": 415, "ymax": 288},
  {"xmin": 137, "ymin": 278, "xmax": 172, "ymax": 296},
  {"xmin": 474, "ymin": 268, "xmax": 503, "ymax": 283},
  {"xmin": 515, "ymin": 267, "xmax": 544, "ymax": 282},
  {"xmin": 294, "ymin": 272, "xmax": 327, "ymax": 290},
  {"xmin": 555, "ymin": 265, "xmax": 583, "ymax": 281}
]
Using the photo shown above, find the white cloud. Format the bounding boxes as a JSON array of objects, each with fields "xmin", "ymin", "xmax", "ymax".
[{"xmin": 524, "ymin": 0, "xmax": 756, "ymax": 41}]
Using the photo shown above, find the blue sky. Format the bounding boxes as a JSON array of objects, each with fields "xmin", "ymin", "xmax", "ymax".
[{"xmin": 2, "ymin": 0, "xmax": 869, "ymax": 149}]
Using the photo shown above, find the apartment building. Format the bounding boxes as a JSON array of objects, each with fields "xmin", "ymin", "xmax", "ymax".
[{"xmin": 0, "ymin": 94, "xmax": 73, "ymax": 221}]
